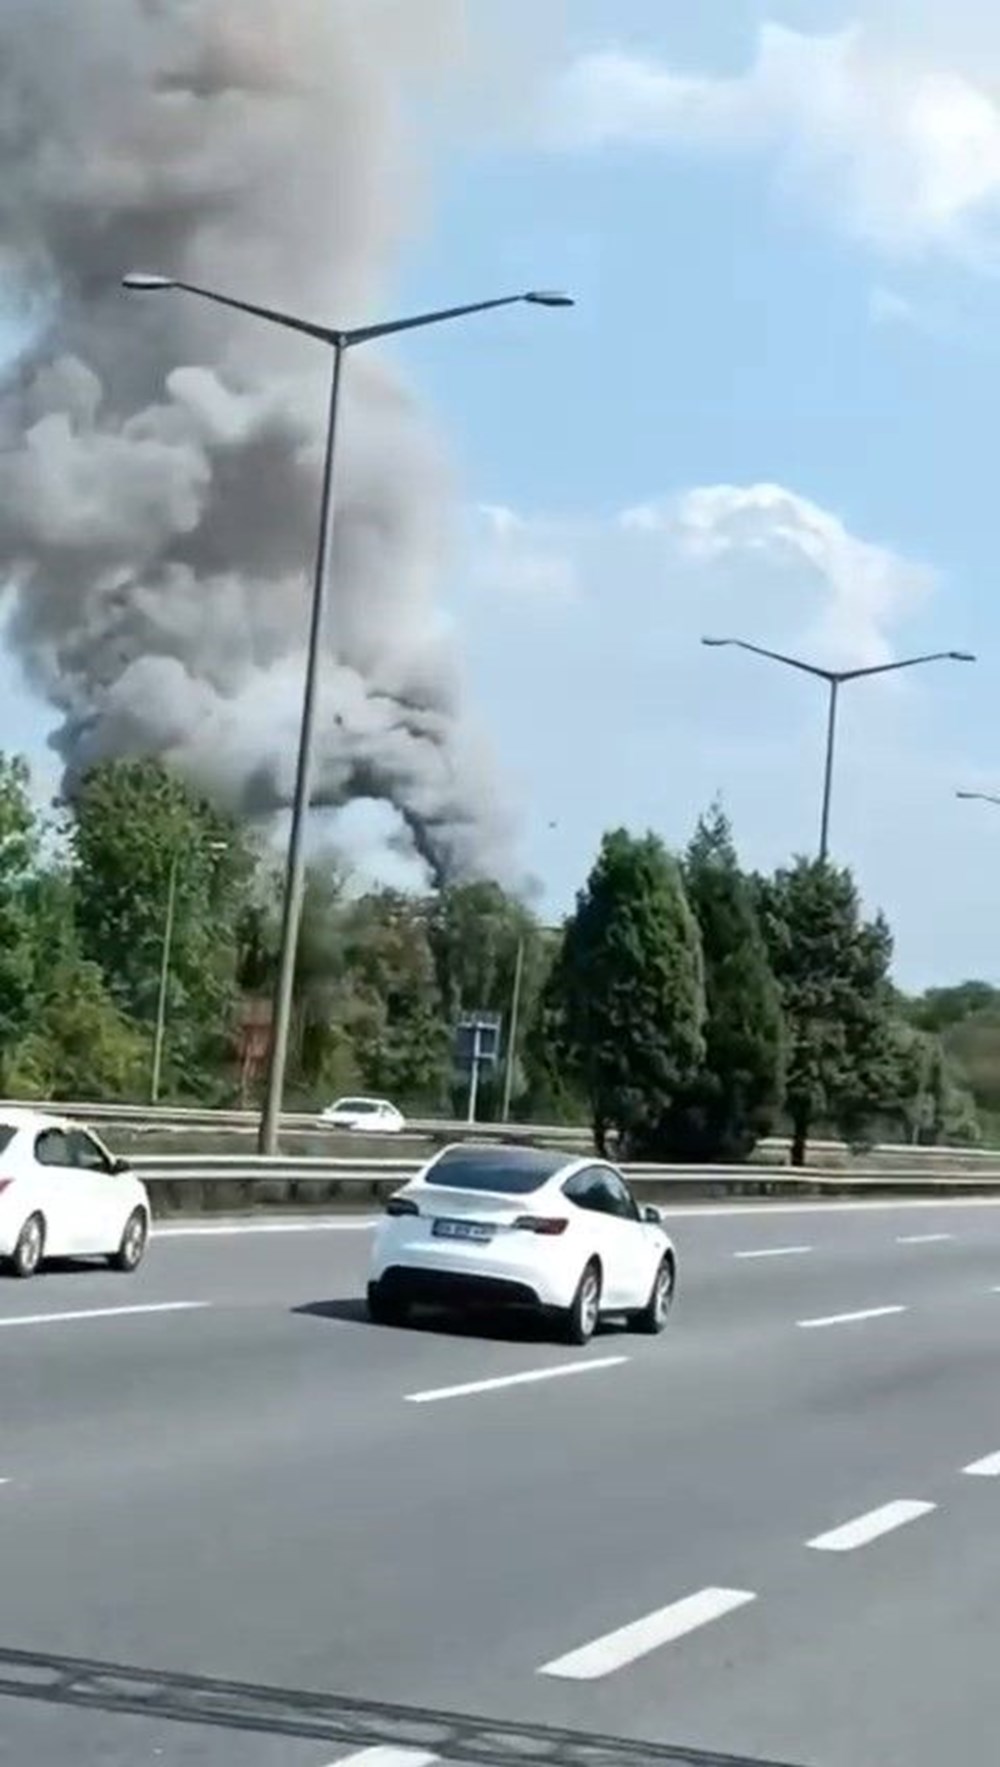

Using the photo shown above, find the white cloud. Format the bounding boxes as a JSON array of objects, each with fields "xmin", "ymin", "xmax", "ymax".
[
  {"xmin": 456, "ymin": 477, "xmax": 976, "ymax": 987},
  {"xmin": 646, "ymin": 482, "xmax": 933, "ymax": 667},
  {"xmin": 545, "ymin": 21, "xmax": 1000, "ymax": 263},
  {"xmin": 478, "ymin": 480, "xmax": 932, "ymax": 668}
]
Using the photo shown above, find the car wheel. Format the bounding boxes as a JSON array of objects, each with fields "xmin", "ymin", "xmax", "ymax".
[
  {"xmin": 632, "ymin": 1254, "xmax": 675, "ymax": 1335},
  {"xmin": 367, "ymin": 1280, "xmax": 409, "ymax": 1327},
  {"xmin": 564, "ymin": 1259, "xmax": 602, "ymax": 1345},
  {"xmin": 11, "ymin": 1213, "xmax": 45, "ymax": 1279},
  {"xmin": 109, "ymin": 1208, "xmax": 148, "ymax": 1273}
]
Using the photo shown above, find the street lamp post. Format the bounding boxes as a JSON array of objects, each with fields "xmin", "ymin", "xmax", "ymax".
[
  {"xmin": 124, "ymin": 274, "xmax": 573, "ymax": 1152},
  {"xmin": 500, "ymin": 934, "xmax": 525, "ymax": 1124},
  {"xmin": 500, "ymin": 823, "xmax": 560, "ymax": 1124},
  {"xmin": 150, "ymin": 839, "xmax": 228, "ymax": 1105},
  {"xmin": 702, "ymin": 638, "xmax": 976, "ymax": 861}
]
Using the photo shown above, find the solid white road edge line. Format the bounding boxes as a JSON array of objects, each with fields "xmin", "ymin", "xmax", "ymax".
[
  {"xmin": 733, "ymin": 1245, "xmax": 813, "ymax": 1259},
  {"xmin": 0, "ymin": 1301, "xmax": 210, "ymax": 1330},
  {"xmin": 406, "ymin": 1356, "xmax": 628, "ymax": 1405},
  {"xmin": 328, "ymin": 1750, "xmax": 440, "ymax": 1767},
  {"xmin": 963, "ymin": 1451, "xmax": 1000, "ymax": 1477},
  {"xmin": 538, "ymin": 1588, "xmax": 758, "ymax": 1681},
  {"xmin": 797, "ymin": 1304, "xmax": 907, "ymax": 1330},
  {"xmin": 807, "ymin": 1500, "xmax": 936, "ymax": 1553},
  {"xmin": 896, "ymin": 1232, "xmax": 954, "ymax": 1244}
]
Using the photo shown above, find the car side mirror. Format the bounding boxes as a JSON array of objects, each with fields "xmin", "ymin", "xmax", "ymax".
[
  {"xmin": 110, "ymin": 1156, "xmax": 131, "ymax": 1175},
  {"xmin": 641, "ymin": 1204, "xmax": 663, "ymax": 1225}
]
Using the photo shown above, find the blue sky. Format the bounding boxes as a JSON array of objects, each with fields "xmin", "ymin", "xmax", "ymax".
[
  {"xmin": 4, "ymin": 0, "xmax": 1000, "ymax": 987},
  {"xmin": 389, "ymin": 0, "xmax": 1000, "ymax": 988}
]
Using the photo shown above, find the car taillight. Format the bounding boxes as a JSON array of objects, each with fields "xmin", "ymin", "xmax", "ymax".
[
  {"xmin": 0, "ymin": 1179, "xmax": 13, "ymax": 1197},
  {"xmin": 386, "ymin": 1196, "xmax": 420, "ymax": 1218},
  {"xmin": 513, "ymin": 1215, "xmax": 568, "ymax": 1235}
]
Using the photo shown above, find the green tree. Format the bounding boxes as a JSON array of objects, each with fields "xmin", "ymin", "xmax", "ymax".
[
  {"xmin": 657, "ymin": 805, "xmax": 785, "ymax": 1161},
  {"xmin": 427, "ymin": 882, "xmax": 548, "ymax": 1119},
  {"xmin": 756, "ymin": 858, "xmax": 896, "ymax": 1166},
  {"xmin": 917, "ymin": 1038, "xmax": 981, "ymax": 1145},
  {"xmin": 69, "ymin": 760, "xmax": 252, "ymax": 1099},
  {"xmin": 338, "ymin": 890, "xmax": 450, "ymax": 1109},
  {"xmin": 878, "ymin": 1018, "xmax": 980, "ymax": 1147},
  {"xmin": 8, "ymin": 957, "xmax": 147, "ymax": 1101},
  {"xmin": 907, "ymin": 980, "xmax": 1000, "ymax": 1035},
  {"xmin": 0, "ymin": 755, "xmax": 42, "ymax": 1082},
  {"xmin": 549, "ymin": 829, "xmax": 705, "ymax": 1155}
]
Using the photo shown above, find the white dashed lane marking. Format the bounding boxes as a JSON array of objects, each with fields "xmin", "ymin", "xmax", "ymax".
[
  {"xmin": 406, "ymin": 1356, "xmax": 628, "ymax": 1405},
  {"xmin": 797, "ymin": 1304, "xmax": 907, "ymax": 1330},
  {"xmin": 538, "ymin": 1587, "xmax": 757, "ymax": 1681},
  {"xmin": 328, "ymin": 1750, "xmax": 440, "ymax": 1766},
  {"xmin": 896, "ymin": 1232, "xmax": 954, "ymax": 1245},
  {"xmin": 733, "ymin": 1245, "xmax": 813, "ymax": 1260},
  {"xmin": 807, "ymin": 1500, "xmax": 936, "ymax": 1553},
  {"xmin": 963, "ymin": 1451, "xmax": 1000, "ymax": 1477},
  {"xmin": 0, "ymin": 1301, "xmax": 210, "ymax": 1331}
]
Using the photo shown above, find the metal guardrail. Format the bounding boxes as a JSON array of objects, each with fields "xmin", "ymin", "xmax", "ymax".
[
  {"xmin": 1, "ymin": 1098, "xmax": 996, "ymax": 1162},
  {"xmin": 128, "ymin": 1154, "xmax": 1000, "ymax": 1191},
  {"xmin": 0, "ymin": 1099, "xmax": 588, "ymax": 1144}
]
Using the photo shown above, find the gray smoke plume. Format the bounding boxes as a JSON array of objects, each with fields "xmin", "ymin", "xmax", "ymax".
[{"xmin": 0, "ymin": 0, "xmax": 515, "ymax": 883}]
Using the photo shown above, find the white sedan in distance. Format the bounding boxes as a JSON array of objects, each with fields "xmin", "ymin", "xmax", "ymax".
[
  {"xmin": 0, "ymin": 1109, "xmax": 151, "ymax": 1279},
  {"xmin": 368, "ymin": 1144, "xmax": 676, "ymax": 1343},
  {"xmin": 321, "ymin": 1096, "xmax": 405, "ymax": 1133}
]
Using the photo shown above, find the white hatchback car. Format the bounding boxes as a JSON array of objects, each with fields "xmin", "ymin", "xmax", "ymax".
[
  {"xmin": 0, "ymin": 1109, "xmax": 151, "ymax": 1279},
  {"xmin": 368, "ymin": 1144, "xmax": 676, "ymax": 1343},
  {"xmin": 321, "ymin": 1097, "xmax": 405, "ymax": 1133}
]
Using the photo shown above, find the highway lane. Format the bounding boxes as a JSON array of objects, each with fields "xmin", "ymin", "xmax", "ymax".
[{"xmin": 2, "ymin": 1199, "xmax": 1000, "ymax": 1766}]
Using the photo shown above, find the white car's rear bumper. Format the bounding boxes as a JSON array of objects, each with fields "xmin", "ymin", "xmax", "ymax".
[{"xmin": 370, "ymin": 1221, "xmax": 579, "ymax": 1311}]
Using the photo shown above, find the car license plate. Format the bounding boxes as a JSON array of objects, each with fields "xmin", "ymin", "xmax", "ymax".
[{"xmin": 432, "ymin": 1218, "xmax": 494, "ymax": 1242}]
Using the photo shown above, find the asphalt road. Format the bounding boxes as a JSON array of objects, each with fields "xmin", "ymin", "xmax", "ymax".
[{"xmin": 3, "ymin": 1197, "xmax": 1000, "ymax": 1767}]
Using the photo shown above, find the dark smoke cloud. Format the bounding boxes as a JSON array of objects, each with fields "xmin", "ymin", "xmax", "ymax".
[{"xmin": 0, "ymin": 0, "xmax": 515, "ymax": 883}]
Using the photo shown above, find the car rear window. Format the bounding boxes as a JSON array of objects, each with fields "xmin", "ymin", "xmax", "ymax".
[
  {"xmin": 426, "ymin": 1147, "xmax": 566, "ymax": 1194},
  {"xmin": 0, "ymin": 1125, "xmax": 18, "ymax": 1154}
]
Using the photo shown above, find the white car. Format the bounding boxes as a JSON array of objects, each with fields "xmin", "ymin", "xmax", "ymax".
[
  {"xmin": 321, "ymin": 1097, "xmax": 405, "ymax": 1134},
  {"xmin": 368, "ymin": 1144, "xmax": 676, "ymax": 1343},
  {"xmin": 0, "ymin": 1109, "xmax": 151, "ymax": 1279}
]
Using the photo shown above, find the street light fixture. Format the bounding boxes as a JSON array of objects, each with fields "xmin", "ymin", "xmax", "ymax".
[
  {"xmin": 956, "ymin": 790, "xmax": 1000, "ymax": 809},
  {"xmin": 124, "ymin": 272, "xmax": 573, "ymax": 1152},
  {"xmin": 701, "ymin": 637, "xmax": 976, "ymax": 861},
  {"xmin": 151, "ymin": 839, "xmax": 228, "ymax": 1105}
]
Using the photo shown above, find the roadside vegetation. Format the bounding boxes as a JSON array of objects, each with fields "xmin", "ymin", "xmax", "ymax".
[{"xmin": 0, "ymin": 755, "xmax": 985, "ymax": 1163}]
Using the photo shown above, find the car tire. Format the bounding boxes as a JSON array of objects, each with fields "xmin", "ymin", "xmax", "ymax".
[
  {"xmin": 367, "ymin": 1280, "xmax": 408, "ymax": 1327},
  {"xmin": 564, "ymin": 1259, "xmax": 602, "ymax": 1345},
  {"xmin": 11, "ymin": 1213, "xmax": 45, "ymax": 1279},
  {"xmin": 632, "ymin": 1254, "xmax": 675, "ymax": 1335},
  {"xmin": 108, "ymin": 1208, "xmax": 148, "ymax": 1273}
]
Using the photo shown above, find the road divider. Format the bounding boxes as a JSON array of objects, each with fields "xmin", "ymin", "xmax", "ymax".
[
  {"xmin": 4, "ymin": 1096, "xmax": 1000, "ymax": 1169},
  {"xmin": 123, "ymin": 1152, "xmax": 1000, "ymax": 1217}
]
